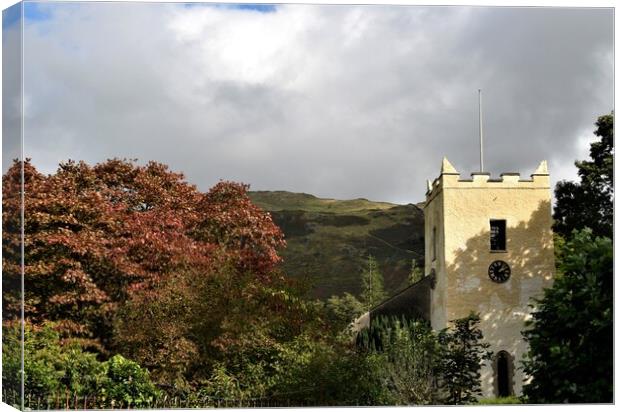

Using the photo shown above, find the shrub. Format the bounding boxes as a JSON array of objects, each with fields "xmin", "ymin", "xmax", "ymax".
[
  {"xmin": 2, "ymin": 321, "xmax": 160, "ymax": 407},
  {"xmin": 3, "ymin": 322, "xmax": 66, "ymax": 398},
  {"xmin": 101, "ymin": 355, "xmax": 161, "ymax": 407},
  {"xmin": 478, "ymin": 396, "xmax": 522, "ymax": 405}
]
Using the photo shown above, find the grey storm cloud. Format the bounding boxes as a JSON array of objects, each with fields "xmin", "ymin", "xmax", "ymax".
[{"xmin": 4, "ymin": 2, "xmax": 613, "ymax": 204}]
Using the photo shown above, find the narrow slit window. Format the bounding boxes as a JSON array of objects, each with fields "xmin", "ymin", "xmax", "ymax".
[
  {"xmin": 432, "ymin": 226, "xmax": 437, "ymax": 261},
  {"xmin": 490, "ymin": 220, "xmax": 506, "ymax": 251}
]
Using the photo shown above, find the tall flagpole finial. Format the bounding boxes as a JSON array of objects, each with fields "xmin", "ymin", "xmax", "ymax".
[{"xmin": 478, "ymin": 89, "xmax": 484, "ymax": 173}]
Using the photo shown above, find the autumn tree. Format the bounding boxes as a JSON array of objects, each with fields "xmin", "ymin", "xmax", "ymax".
[
  {"xmin": 194, "ymin": 181, "xmax": 285, "ymax": 278},
  {"xmin": 2, "ymin": 161, "xmax": 44, "ymax": 324},
  {"xmin": 1, "ymin": 159, "xmax": 285, "ymax": 355},
  {"xmin": 109, "ymin": 177, "xmax": 306, "ymax": 387},
  {"xmin": 3, "ymin": 159, "xmax": 201, "ymax": 349}
]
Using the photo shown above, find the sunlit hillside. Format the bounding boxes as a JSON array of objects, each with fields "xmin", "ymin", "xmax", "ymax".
[{"xmin": 248, "ymin": 191, "xmax": 425, "ymax": 299}]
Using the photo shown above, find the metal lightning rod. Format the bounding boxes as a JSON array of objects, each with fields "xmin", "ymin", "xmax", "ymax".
[{"xmin": 478, "ymin": 89, "xmax": 484, "ymax": 172}]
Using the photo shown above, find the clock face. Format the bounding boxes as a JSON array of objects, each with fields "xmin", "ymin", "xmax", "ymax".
[{"xmin": 488, "ymin": 260, "xmax": 511, "ymax": 283}]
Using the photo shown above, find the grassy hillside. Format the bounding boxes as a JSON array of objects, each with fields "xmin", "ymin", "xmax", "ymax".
[
  {"xmin": 249, "ymin": 191, "xmax": 397, "ymax": 213},
  {"xmin": 248, "ymin": 191, "xmax": 425, "ymax": 300}
]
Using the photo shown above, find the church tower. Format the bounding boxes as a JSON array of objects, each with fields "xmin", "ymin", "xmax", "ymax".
[{"xmin": 424, "ymin": 158, "xmax": 555, "ymax": 398}]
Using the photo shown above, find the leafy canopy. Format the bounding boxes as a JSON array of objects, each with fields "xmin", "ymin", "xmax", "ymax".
[
  {"xmin": 523, "ymin": 112, "xmax": 613, "ymax": 404},
  {"xmin": 553, "ymin": 112, "xmax": 613, "ymax": 238},
  {"xmin": 522, "ymin": 229, "xmax": 613, "ymax": 403},
  {"xmin": 2, "ymin": 159, "xmax": 285, "ymax": 351}
]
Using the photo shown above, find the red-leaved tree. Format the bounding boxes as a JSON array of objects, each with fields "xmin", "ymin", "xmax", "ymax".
[{"xmin": 2, "ymin": 159, "xmax": 285, "ymax": 353}]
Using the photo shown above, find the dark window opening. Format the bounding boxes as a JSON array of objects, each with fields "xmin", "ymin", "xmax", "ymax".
[
  {"xmin": 490, "ymin": 220, "xmax": 506, "ymax": 251},
  {"xmin": 496, "ymin": 351, "xmax": 513, "ymax": 397}
]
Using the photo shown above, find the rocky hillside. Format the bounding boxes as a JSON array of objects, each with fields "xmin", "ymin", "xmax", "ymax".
[{"xmin": 248, "ymin": 191, "xmax": 425, "ymax": 300}]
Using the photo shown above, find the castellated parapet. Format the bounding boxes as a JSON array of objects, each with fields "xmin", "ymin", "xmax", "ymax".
[
  {"xmin": 426, "ymin": 158, "xmax": 550, "ymax": 201},
  {"xmin": 424, "ymin": 157, "xmax": 554, "ymax": 398}
]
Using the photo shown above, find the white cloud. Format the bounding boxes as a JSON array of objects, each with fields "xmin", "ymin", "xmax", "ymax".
[{"xmin": 11, "ymin": 3, "xmax": 614, "ymax": 203}]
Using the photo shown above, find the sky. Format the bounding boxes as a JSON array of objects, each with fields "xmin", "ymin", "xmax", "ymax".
[{"xmin": 2, "ymin": 2, "xmax": 614, "ymax": 204}]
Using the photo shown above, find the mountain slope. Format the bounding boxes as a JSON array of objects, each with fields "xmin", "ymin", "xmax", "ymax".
[{"xmin": 248, "ymin": 191, "xmax": 425, "ymax": 300}]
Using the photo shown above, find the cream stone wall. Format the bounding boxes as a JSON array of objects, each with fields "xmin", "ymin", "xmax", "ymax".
[
  {"xmin": 425, "ymin": 188, "xmax": 447, "ymax": 329},
  {"xmin": 424, "ymin": 158, "xmax": 555, "ymax": 398}
]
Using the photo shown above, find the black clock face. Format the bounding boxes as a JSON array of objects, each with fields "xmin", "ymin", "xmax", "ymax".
[{"xmin": 488, "ymin": 260, "xmax": 511, "ymax": 283}]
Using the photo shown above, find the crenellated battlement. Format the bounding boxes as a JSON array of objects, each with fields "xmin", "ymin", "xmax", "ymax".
[{"xmin": 425, "ymin": 158, "xmax": 550, "ymax": 203}]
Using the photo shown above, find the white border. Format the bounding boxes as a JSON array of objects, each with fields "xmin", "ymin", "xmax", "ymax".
[{"xmin": 0, "ymin": 1, "xmax": 616, "ymax": 412}]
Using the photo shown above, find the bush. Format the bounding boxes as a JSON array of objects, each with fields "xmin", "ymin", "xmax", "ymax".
[
  {"xmin": 270, "ymin": 332, "xmax": 384, "ymax": 406},
  {"xmin": 101, "ymin": 355, "xmax": 161, "ymax": 407},
  {"xmin": 2, "ymin": 321, "xmax": 160, "ymax": 407},
  {"xmin": 3, "ymin": 322, "xmax": 66, "ymax": 398},
  {"xmin": 478, "ymin": 396, "xmax": 522, "ymax": 405}
]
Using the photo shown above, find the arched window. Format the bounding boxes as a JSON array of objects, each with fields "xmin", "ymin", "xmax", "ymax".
[{"xmin": 494, "ymin": 351, "xmax": 514, "ymax": 397}]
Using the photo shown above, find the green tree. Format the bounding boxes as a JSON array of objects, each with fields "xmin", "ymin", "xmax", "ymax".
[
  {"xmin": 381, "ymin": 320, "xmax": 441, "ymax": 405},
  {"xmin": 366, "ymin": 317, "xmax": 441, "ymax": 405},
  {"xmin": 361, "ymin": 255, "xmax": 387, "ymax": 310},
  {"xmin": 408, "ymin": 259, "xmax": 424, "ymax": 285},
  {"xmin": 357, "ymin": 314, "xmax": 490, "ymax": 405},
  {"xmin": 553, "ymin": 113, "xmax": 613, "ymax": 238},
  {"xmin": 356, "ymin": 316, "xmax": 430, "ymax": 405},
  {"xmin": 325, "ymin": 293, "xmax": 365, "ymax": 332},
  {"xmin": 522, "ymin": 229, "xmax": 612, "ymax": 403},
  {"xmin": 269, "ymin": 332, "xmax": 382, "ymax": 406},
  {"xmin": 437, "ymin": 313, "xmax": 491, "ymax": 405}
]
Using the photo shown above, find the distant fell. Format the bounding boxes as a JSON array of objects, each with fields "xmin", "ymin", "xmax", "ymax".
[
  {"xmin": 250, "ymin": 190, "xmax": 396, "ymax": 213},
  {"xmin": 248, "ymin": 191, "xmax": 425, "ymax": 300}
]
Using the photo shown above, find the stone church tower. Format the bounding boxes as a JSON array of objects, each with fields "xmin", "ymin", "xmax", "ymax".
[{"xmin": 424, "ymin": 157, "xmax": 555, "ymax": 397}]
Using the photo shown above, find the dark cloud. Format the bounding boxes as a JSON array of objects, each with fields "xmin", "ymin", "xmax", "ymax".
[{"xmin": 10, "ymin": 3, "xmax": 613, "ymax": 203}]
